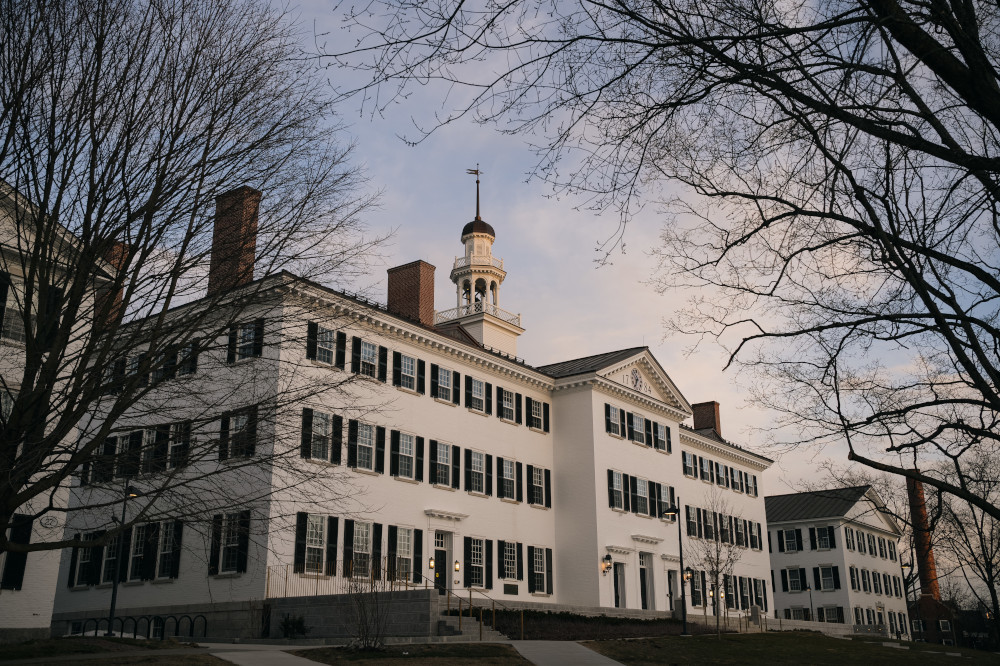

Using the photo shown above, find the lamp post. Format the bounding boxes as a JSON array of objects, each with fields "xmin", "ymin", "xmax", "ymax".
[
  {"xmin": 660, "ymin": 497, "xmax": 690, "ymax": 636},
  {"xmin": 106, "ymin": 483, "xmax": 138, "ymax": 637},
  {"xmin": 902, "ymin": 560, "xmax": 921, "ymax": 641},
  {"xmin": 805, "ymin": 584, "xmax": 814, "ymax": 622}
]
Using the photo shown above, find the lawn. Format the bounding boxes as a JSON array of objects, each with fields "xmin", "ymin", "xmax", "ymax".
[
  {"xmin": 0, "ymin": 636, "xmax": 204, "ymax": 661},
  {"xmin": 585, "ymin": 631, "xmax": 1000, "ymax": 665},
  {"xmin": 294, "ymin": 643, "xmax": 530, "ymax": 665}
]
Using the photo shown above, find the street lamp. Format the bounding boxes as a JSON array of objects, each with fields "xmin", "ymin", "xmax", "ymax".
[
  {"xmin": 601, "ymin": 553, "xmax": 613, "ymax": 576},
  {"xmin": 805, "ymin": 584, "xmax": 814, "ymax": 623},
  {"xmin": 106, "ymin": 483, "xmax": 138, "ymax": 637},
  {"xmin": 901, "ymin": 560, "xmax": 921, "ymax": 640},
  {"xmin": 660, "ymin": 498, "xmax": 690, "ymax": 636}
]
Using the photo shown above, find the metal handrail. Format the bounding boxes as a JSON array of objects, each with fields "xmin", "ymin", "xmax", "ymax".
[
  {"xmin": 434, "ymin": 301, "xmax": 521, "ymax": 326},
  {"xmin": 453, "ymin": 255, "xmax": 504, "ymax": 270},
  {"xmin": 409, "ymin": 567, "xmax": 525, "ymax": 640}
]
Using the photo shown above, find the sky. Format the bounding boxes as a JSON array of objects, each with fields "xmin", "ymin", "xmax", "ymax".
[{"xmin": 293, "ymin": 1, "xmax": 839, "ymax": 494}]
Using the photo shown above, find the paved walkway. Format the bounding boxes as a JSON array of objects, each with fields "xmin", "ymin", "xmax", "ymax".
[
  {"xmin": 202, "ymin": 643, "xmax": 322, "ymax": 665},
  {"xmin": 510, "ymin": 641, "xmax": 625, "ymax": 666}
]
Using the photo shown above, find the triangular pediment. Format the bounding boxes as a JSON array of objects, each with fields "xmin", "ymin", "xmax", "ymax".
[{"xmin": 596, "ymin": 351, "xmax": 691, "ymax": 415}]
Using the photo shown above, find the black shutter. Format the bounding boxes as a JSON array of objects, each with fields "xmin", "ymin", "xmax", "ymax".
[
  {"xmin": 497, "ymin": 386, "xmax": 504, "ymax": 418},
  {"xmin": 413, "ymin": 529, "xmax": 423, "ymax": 584},
  {"xmin": 622, "ymin": 475, "xmax": 631, "ymax": 512},
  {"xmin": 219, "ymin": 416, "xmax": 230, "ymax": 461},
  {"xmin": 0, "ymin": 515, "xmax": 31, "ymax": 590},
  {"xmin": 629, "ymin": 475, "xmax": 639, "ymax": 514},
  {"xmin": 497, "ymin": 457, "xmax": 506, "ymax": 499},
  {"xmin": 543, "ymin": 403, "xmax": 550, "ymax": 432},
  {"xmin": 343, "ymin": 520, "xmax": 354, "ymax": 577},
  {"xmin": 293, "ymin": 513, "xmax": 308, "ymax": 573},
  {"xmin": 331, "ymin": 414, "xmax": 343, "ymax": 464},
  {"xmin": 813, "ymin": 567, "xmax": 821, "ymax": 591},
  {"xmin": 351, "ymin": 336, "xmax": 361, "ymax": 373},
  {"xmin": 301, "ymin": 409, "xmax": 313, "ymax": 458},
  {"xmin": 236, "ymin": 510, "xmax": 251, "ymax": 573},
  {"xmin": 452, "ymin": 371, "xmax": 461, "ymax": 405},
  {"xmin": 833, "ymin": 566, "xmax": 841, "ymax": 590},
  {"xmin": 515, "ymin": 393, "xmax": 522, "ymax": 424},
  {"xmin": 390, "ymin": 430, "xmax": 400, "ymax": 476},
  {"xmin": 387, "ymin": 525, "xmax": 398, "ymax": 581},
  {"xmin": 306, "ymin": 322, "xmax": 318, "ymax": 360},
  {"xmin": 795, "ymin": 528, "xmax": 803, "ymax": 551},
  {"xmin": 141, "ymin": 522, "xmax": 159, "ymax": 581},
  {"xmin": 516, "ymin": 542, "xmax": 523, "ymax": 580},
  {"xmin": 465, "ymin": 375, "xmax": 473, "ymax": 407},
  {"xmin": 67, "ymin": 533, "xmax": 80, "ymax": 587},
  {"xmin": 648, "ymin": 482, "xmax": 658, "ymax": 517},
  {"xmin": 417, "ymin": 360, "xmax": 425, "ymax": 394},
  {"xmin": 121, "ymin": 430, "xmax": 142, "ymax": 479},
  {"xmin": 227, "ymin": 325, "xmax": 237, "ymax": 363},
  {"xmin": 415, "ymin": 437, "xmax": 424, "ymax": 482},
  {"xmin": 151, "ymin": 425, "xmax": 169, "ymax": 473},
  {"xmin": 516, "ymin": 462, "xmax": 523, "ymax": 502},
  {"xmin": 209, "ymin": 515, "xmax": 222, "ymax": 575},
  {"xmin": 85, "ymin": 532, "xmax": 104, "ymax": 585},
  {"xmin": 375, "ymin": 426, "xmax": 386, "ymax": 473},
  {"xmin": 463, "ymin": 537, "xmax": 472, "ymax": 588},
  {"xmin": 326, "ymin": 517, "xmax": 338, "ymax": 576},
  {"xmin": 485, "ymin": 382, "xmax": 492, "ymax": 415},
  {"xmin": 170, "ymin": 521, "xmax": 183, "ymax": 579},
  {"xmin": 430, "ymin": 364, "xmax": 439, "ymax": 397},
  {"xmin": 485, "ymin": 454, "xmax": 493, "ymax": 496},
  {"xmin": 0, "ymin": 273, "xmax": 9, "ymax": 333},
  {"xmin": 335, "ymin": 331, "xmax": 347, "ymax": 369},
  {"xmin": 799, "ymin": 568, "xmax": 807, "ymax": 592},
  {"xmin": 451, "ymin": 445, "xmax": 460, "ymax": 489},
  {"xmin": 497, "ymin": 540, "xmax": 507, "ymax": 579},
  {"xmin": 645, "ymin": 419, "xmax": 653, "ymax": 446},
  {"xmin": 347, "ymin": 419, "xmax": 358, "ymax": 467},
  {"xmin": 545, "ymin": 548, "xmax": 553, "ymax": 594},
  {"xmin": 378, "ymin": 346, "xmax": 388, "ymax": 382},
  {"xmin": 485, "ymin": 539, "xmax": 493, "ymax": 589},
  {"xmin": 246, "ymin": 406, "xmax": 258, "ymax": 457},
  {"xmin": 526, "ymin": 464, "xmax": 535, "ymax": 503},
  {"xmin": 809, "ymin": 527, "xmax": 817, "ymax": 550},
  {"xmin": 429, "ymin": 440, "xmax": 438, "ymax": 483},
  {"xmin": 252, "ymin": 319, "xmax": 264, "ymax": 357},
  {"xmin": 604, "ymin": 404, "xmax": 612, "ymax": 433},
  {"xmin": 527, "ymin": 546, "xmax": 536, "ymax": 593},
  {"xmin": 828, "ymin": 526, "xmax": 836, "ymax": 548},
  {"xmin": 618, "ymin": 409, "xmax": 626, "ymax": 436},
  {"xmin": 392, "ymin": 351, "xmax": 402, "ymax": 386},
  {"xmin": 183, "ymin": 339, "xmax": 200, "ymax": 375},
  {"xmin": 525, "ymin": 397, "xmax": 534, "ymax": 426},
  {"xmin": 465, "ymin": 449, "xmax": 473, "ymax": 490},
  {"xmin": 777, "ymin": 530, "xmax": 785, "ymax": 552},
  {"xmin": 173, "ymin": 421, "xmax": 191, "ymax": 469},
  {"xmin": 544, "ymin": 469, "xmax": 552, "ymax": 508},
  {"xmin": 626, "ymin": 412, "xmax": 634, "ymax": 440},
  {"xmin": 607, "ymin": 469, "xmax": 615, "ymax": 508}
]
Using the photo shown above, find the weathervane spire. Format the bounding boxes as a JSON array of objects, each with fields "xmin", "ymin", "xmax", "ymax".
[{"xmin": 467, "ymin": 165, "xmax": 483, "ymax": 220}]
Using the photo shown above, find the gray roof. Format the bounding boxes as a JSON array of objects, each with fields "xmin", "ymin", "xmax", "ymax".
[
  {"xmin": 536, "ymin": 347, "xmax": 647, "ymax": 378},
  {"xmin": 765, "ymin": 486, "xmax": 871, "ymax": 523}
]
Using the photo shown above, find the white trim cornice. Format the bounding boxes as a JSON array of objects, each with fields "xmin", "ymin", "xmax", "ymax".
[
  {"xmin": 677, "ymin": 429, "xmax": 771, "ymax": 470},
  {"xmin": 605, "ymin": 545, "xmax": 634, "ymax": 555},
  {"xmin": 424, "ymin": 509, "xmax": 469, "ymax": 521},
  {"xmin": 631, "ymin": 534, "xmax": 664, "ymax": 545}
]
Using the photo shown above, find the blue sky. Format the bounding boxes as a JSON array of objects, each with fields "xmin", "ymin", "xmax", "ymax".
[{"xmin": 294, "ymin": 1, "xmax": 830, "ymax": 492}]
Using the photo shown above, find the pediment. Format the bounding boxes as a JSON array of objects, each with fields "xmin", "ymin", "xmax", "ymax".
[{"xmin": 597, "ymin": 350, "xmax": 691, "ymax": 416}]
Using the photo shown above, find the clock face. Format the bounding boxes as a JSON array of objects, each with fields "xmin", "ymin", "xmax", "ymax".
[{"xmin": 631, "ymin": 368, "xmax": 642, "ymax": 389}]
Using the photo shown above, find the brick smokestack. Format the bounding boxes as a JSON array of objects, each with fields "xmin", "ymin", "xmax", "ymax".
[
  {"xmin": 387, "ymin": 260, "xmax": 436, "ymax": 326},
  {"xmin": 906, "ymin": 476, "xmax": 941, "ymax": 600},
  {"xmin": 692, "ymin": 401, "xmax": 722, "ymax": 437},
  {"xmin": 207, "ymin": 186, "xmax": 260, "ymax": 296},
  {"xmin": 96, "ymin": 241, "xmax": 129, "ymax": 326}
]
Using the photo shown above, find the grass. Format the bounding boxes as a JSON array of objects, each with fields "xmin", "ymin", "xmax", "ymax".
[
  {"xmin": 585, "ymin": 631, "xmax": 1000, "ymax": 665},
  {"xmin": 0, "ymin": 636, "xmax": 201, "ymax": 661},
  {"xmin": 446, "ymin": 608, "xmax": 712, "ymax": 640},
  {"xmin": 294, "ymin": 643, "xmax": 530, "ymax": 665}
]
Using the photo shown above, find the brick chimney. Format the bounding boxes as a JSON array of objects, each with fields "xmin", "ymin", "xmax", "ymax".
[
  {"xmin": 906, "ymin": 475, "xmax": 941, "ymax": 600},
  {"xmin": 207, "ymin": 186, "xmax": 260, "ymax": 296},
  {"xmin": 96, "ymin": 241, "xmax": 129, "ymax": 326},
  {"xmin": 387, "ymin": 260, "xmax": 436, "ymax": 326},
  {"xmin": 692, "ymin": 401, "xmax": 722, "ymax": 437}
]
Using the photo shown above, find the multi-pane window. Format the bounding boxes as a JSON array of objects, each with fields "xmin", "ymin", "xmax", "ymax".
[
  {"xmin": 873, "ymin": 572, "xmax": 883, "ymax": 595},
  {"xmin": 394, "ymin": 527, "xmax": 412, "ymax": 581},
  {"xmin": 893, "ymin": 576, "xmax": 902, "ymax": 597},
  {"xmin": 630, "ymin": 413, "xmax": 645, "ymax": 443},
  {"xmin": 129, "ymin": 524, "xmax": 148, "ymax": 580},
  {"xmin": 699, "ymin": 457, "xmax": 712, "ymax": 481},
  {"xmin": 532, "ymin": 546, "xmax": 545, "ymax": 593},
  {"xmin": 1, "ymin": 282, "xmax": 29, "ymax": 343},
  {"xmin": 357, "ymin": 423, "xmax": 374, "ymax": 471},
  {"xmin": 221, "ymin": 514, "xmax": 241, "ymax": 573},
  {"xmin": 817, "ymin": 527, "xmax": 830, "ymax": 549},
  {"xmin": 399, "ymin": 354, "xmax": 416, "ymax": 390},
  {"xmin": 501, "ymin": 389, "xmax": 514, "ymax": 420},
  {"xmin": 469, "ymin": 537, "xmax": 484, "ymax": 587},
  {"xmin": 784, "ymin": 529, "xmax": 799, "ymax": 552},
  {"xmin": 500, "ymin": 459, "xmax": 515, "ymax": 498},
  {"xmin": 353, "ymin": 521, "xmax": 371, "ymax": 578},
  {"xmin": 654, "ymin": 423, "xmax": 668, "ymax": 451},
  {"xmin": 436, "ymin": 367, "xmax": 451, "ymax": 401},
  {"xmin": 888, "ymin": 541, "xmax": 897, "ymax": 561},
  {"xmin": 157, "ymin": 522, "xmax": 176, "ymax": 579},
  {"xmin": 503, "ymin": 542, "xmax": 518, "ymax": 579},
  {"xmin": 635, "ymin": 479, "xmax": 649, "ymax": 515},
  {"xmin": 529, "ymin": 399, "xmax": 543, "ymax": 428},
  {"xmin": 469, "ymin": 378, "xmax": 485, "ymax": 412},
  {"xmin": 788, "ymin": 568, "xmax": 801, "ymax": 592},
  {"xmin": 435, "ymin": 442, "xmax": 451, "ymax": 485},
  {"xmin": 610, "ymin": 470, "xmax": 624, "ymax": 510},
  {"xmin": 316, "ymin": 326, "xmax": 336, "ymax": 364},
  {"xmin": 867, "ymin": 534, "xmax": 876, "ymax": 555},
  {"xmin": 237, "ymin": 323, "xmax": 257, "ymax": 360},
  {"xmin": 845, "ymin": 527, "xmax": 855, "ymax": 550},
  {"xmin": 311, "ymin": 412, "xmax": 331, "ymax": 460},
  {"xmin": 878, "ymin": 537, "xmax": 887, "ymax": 558},
  {"xmin": 607, "ymin": 406, "xmax": 621, "ymax": 436},
  {"xmin": 861, "ymin": 569, "xmax": 871, "ymax": 593},
  {"xmin": 398, "ymin": 433, "xmax": 414, "ymax": 479},
  {"xmin": 360, "ymin": 341, "xmax": 377, "ymax": 377},
  {"xmin": 229, "ymin": 410, "xmax": 254, "ymax": 459},
  {"xmin": 102, "ymin": 534, "xmax": 120, "ymax": 583},
  {"xmin": 686, "ymin": 506, "xmax": 699, "ymax": 537},
  {"xmin": 682, "ymin": 451, "xmax": 695, "ymax": 477},
  {"xmin": 469, "ymin": 451, "xmax": 485, "ymax": 493},
  {"xmin": 858, "ymin": 532, "xmax": 867, "ymax": 554},
  {"xmin": 305, "ymin": 515, "xmax": 325, "ymax": 574},
  {"xmin": 715, "ymin": 462, "xmax": 726, "ymax": 486},
  {"xmin": 820, "ymin": 566, "xmax": 835, "ymax": 591},
  {"xmin": 529, "ymin": 466, "xmax": 545, "ymax": 505}
]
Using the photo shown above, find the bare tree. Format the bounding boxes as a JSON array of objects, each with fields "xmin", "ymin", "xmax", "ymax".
[
  {"xmin": 685, "ymin": 488, "xmax": 744, "ymax": 637},
  {"xmin": 329, "ymin": 0, "xmax": 1000, "ymax": 519},
  {"xmin": 0, "ymin": 0, "xmax": 384, "ymax": 555}
]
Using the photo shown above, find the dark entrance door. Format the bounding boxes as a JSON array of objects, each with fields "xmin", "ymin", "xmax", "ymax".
[
  {"xmin": 434, "ymin": 548, "xmax": 447, "ymax": 595},
  {"xmin": 613, "ymin": 562, "xmax": 626, "ymax": 608}
]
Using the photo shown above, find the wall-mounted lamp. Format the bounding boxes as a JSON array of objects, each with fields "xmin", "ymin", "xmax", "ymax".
[
  {"xmin": 684, "ymin": 566, "xmax": 693, "ymax": 581},
  {"xmin": 601, "ymin": 554, "xmax": 613, "ymax": 576},
  {"xmin": 428, "ymin": 557, "xmax": 435, "ymax": 570},
  {"xmin": 454, "ymin": 560, "xmax": 461, "ymax": 572}
]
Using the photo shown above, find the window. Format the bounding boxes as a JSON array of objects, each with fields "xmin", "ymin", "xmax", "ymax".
[
  {"xmin": 939, "ymin": 620, "xmax": 951, "ymax": 632},
  {"xmin": 820, "ymin": 566, "xmax": 835, "ymax": 591},
  {"xmin": 469, "ymin": 537, "xmax": 484, "ymax": 587},
  {"xmin": 893, "ymin": 576, "xmax": 901, "ymax": 597},
  {"xmin": 867, "ymin": 533, "xmax": 876, "ymax": 555},
  {"xmin": 682, "ymin": 451, "xmax": 695, "ymax": 477},
  {"xmin": 436, "ymin": 366, "xmax": 451, "ymax": 401},
  {"xmin": 469, "ymin": 450, "xmax": 485, "ymax": 493},
  {"xmin": 529, "ymin": 398, "xmax": 543, "ymax": 428},
  {"xmin": 469, "ymin": 378, "xmax": 485, "ymax": 412},
  {"xmin": 635, "ymin": 479, "xmax": 649, "ymax": 515},
  {"xmin": 500, "ymin": 389, "xmax": 515, "ymax": 421},
  {"xmin": 227, "ymin": 408, "xmax": 256, "ymax": 459},
  {"xmin": 654, "ymin": 423, "xmax": 669, "ymax": 451},
  {"xmin": 816, "ymin": 527, "xmax": 830, "ymax": 549},
  {"xmin": 177, "ymin": 340, "xmax": 199, "ymax": 376},
  {"xmin": 630, "ymin": 413, "xmax": 645, "ymax": 443},
  {"xmin": 398, "ymin": 433, "xmax": 414, "ymax": 479},
  {"xmin": 237, "ymin": 322, "xmax": 258, "ymax": 361},
  {"xmin": 357, "ymin": 423, "xmax": 375, "ymax": 471},
  {"xmin": 532, "ymin": 546, "xmax": 545, "ymax": 593},
  {"xmin": 310, "ymin": 412, "xmax": 331, "ymax": 460},
  {"xmin": 399, "ymin": 354, "xmax": 416, "ymax": 390},
  {"xmin": 607, "ymin": 405, "xmax": 621, "ymax": 436},
  {"xmin": 854, "ymin": 607, "xmax": 863, "ymax": 625},
  {"xmin": 102, "ymin": 534, "xmax": 120, "ymax": 583},
  {"xmin": 353, "ymin": 521, "xmax": 371, "ymax": 578},
  {"xmin": 360, "ymin": 341, "xmax": 377, "ymax": 377},
  {"xmin": 877, "ymin": 537, "xmax": 886, "ymax": 558},
  {"xmin": 395, "ymin": 527, "xmax": 413, "ymax": 581},
  {"xmin": 305, "ymin": 515, "xmax": 325, "ymax": 574},
  {"xmin": 221, "ymin": 514, "xmax": 242, "ymax": 573},
  {"xmin": 888, "ymin": 541, "xmax": 896, "ymax": 561},
  {"xmin": 500, "ymin": 459, "xmax": 515, "ymax": 499},
  {"xmin": 731, "ymin": 466, "xmax": 743, "ymax": 492},
  {"xmin": 156, "ymin": 522, "xmax": 178, "ymax": 579},
  {"xmin": 788, "ymin": 568, "xmax": 802, "ymax": 592},
  {"xmin": 528, "ymin": 466, "xmax": 548, "ymax": 506},
  {"xmin": 435, "ymin": 441, "xmax": 451, "ymax": 485},
  {"xmin": 502, "ymin": 541, "xmax": 518, "ymax": 579},
  {"xmin": 883, "ymin": 572, "xmax": 892, "ymax": 596},
  {"xmin": 1, "ymin": 282, "xmax": 29, "ymax": 343},
  {"xmin": 783, "ymin": 529, "xmax": 800, "ymax": 552},
  {"xmin": 861, "ymin": 569, "xmax": 871, "ymax": 593},
  {"xmin": 845, "ymin": 527, "xmax": 855, "ymax": 551},
  {"xmin": 699, "ymin": 457, "xmax": 712, "ymax": 482},
  {"xmin": 858, "ymin": 531, "xmax": 867, "ymax": 554},
  {"xmin": 715, "ymin": 462, "xmax": 726, "ymax": 486},
  {"xmin": 610, "ymin": 470, "xmax": 624, "ymax": 510},
  {"xmin": 128, "ymin": 524, "xmax": 148, "ymax": 581},
  {"xmin": 316, "ymin": 326, "xmax": 336, "ymax": 365}
]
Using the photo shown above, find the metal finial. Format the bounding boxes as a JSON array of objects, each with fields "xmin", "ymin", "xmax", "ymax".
[{"xmin": 467, "ymin": 166, "xmax": 483, "ymax": 220}]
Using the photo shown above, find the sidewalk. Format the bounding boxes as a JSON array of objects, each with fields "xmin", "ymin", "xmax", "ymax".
[
  {"xmin": 510, "ymin": 641, "xmax": 625, "ymax": 666},
  {"xmin": 202, "ymin": 643, "xmax": 323, "ymax": 665}
]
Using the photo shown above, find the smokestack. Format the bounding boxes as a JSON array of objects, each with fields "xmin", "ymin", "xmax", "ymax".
[
  {"xmin": 96, "ymin": 241, "xmax": 129, "ymax": 326},
  {"xmin": 387, "ymin": 260, "xmax": 436, "ymax": 326},
  {"xmin": 906, "ymin": 476, "xmax": 941, "ymax": 600},
  {"xmin": 692, "ymin": 401, "xmax": 722, "ymax": 437},
  {"xmin": 207, "ymin": 186, "xmax": 260, "ymax": 296}
]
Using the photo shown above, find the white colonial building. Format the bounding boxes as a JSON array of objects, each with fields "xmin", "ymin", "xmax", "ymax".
[
  {"xmin": 50, "ymin": 188, "xmax": 773, "ymax": 639},
  {"xmin": 766, "ymin": 486, "xmax": 910, "ymax": 637}
]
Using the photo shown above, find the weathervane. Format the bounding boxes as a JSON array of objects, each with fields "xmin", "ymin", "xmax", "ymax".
[{"xmin": 467, "ymin": 165, "xmax": 483, "ymax": 220}]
